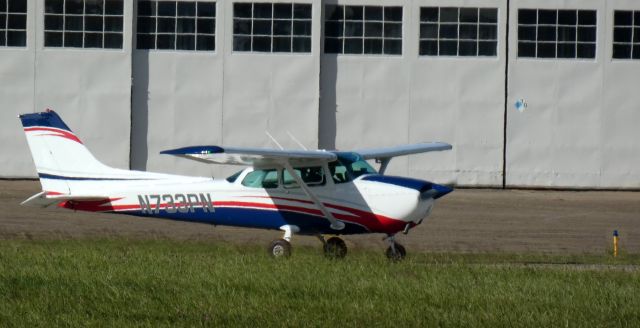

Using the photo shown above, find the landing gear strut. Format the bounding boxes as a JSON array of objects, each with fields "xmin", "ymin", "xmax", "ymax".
[{"xmin": 385, "ymin": 235, "xmax": 406, "ymax": 261}]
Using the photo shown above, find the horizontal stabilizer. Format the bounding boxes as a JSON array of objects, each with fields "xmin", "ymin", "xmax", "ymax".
[{"xmin": 21, "ymin": 191, "xmax": 110, "ymax": 208}]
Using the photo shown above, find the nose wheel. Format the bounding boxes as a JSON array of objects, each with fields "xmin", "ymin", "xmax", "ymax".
[
  {"xmin": 385, "ymin": 235, "xmax": 407, "ymax": 261},
  {"xmin": 385, "ymin": 243, "xmax": 407, "ymax": 261}
]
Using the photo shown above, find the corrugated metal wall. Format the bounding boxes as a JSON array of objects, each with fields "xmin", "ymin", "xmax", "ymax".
[
  {"xmin": 1, "ymin": 1, "xmax": 132, "ymax": 177},
  {"xmin": 320, "ymin": 0, "xmax": 507, "ymax": 187},
  {"xmin": 2, "ymin": 0, "xmax": 639, "ymax": 189}
]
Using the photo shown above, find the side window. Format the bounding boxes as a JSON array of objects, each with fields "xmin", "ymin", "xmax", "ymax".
[
  {"xmin": 329, "ymin": 162, "xmax": 350, "ymax": 184},
  {"xmin": 282, "ymin": 169, "xmax": 299, "ymax": 188},
  {"xmin": 283, "ymin": 166, "xmax": 325, "ymax": 188},
  {"xmin": 241, "ymin": 169, "xmax": 278, "ymax": 188}
]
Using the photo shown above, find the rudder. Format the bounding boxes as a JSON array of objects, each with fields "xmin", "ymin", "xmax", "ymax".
[{"xmin": 19, "ymin": 110, "xmax": 119, "ymax": 194}]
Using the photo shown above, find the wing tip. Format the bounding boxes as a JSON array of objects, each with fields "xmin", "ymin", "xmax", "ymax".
[{"xmin": 160, "ymin": 145, "xmax": 225, "ymax": 155}]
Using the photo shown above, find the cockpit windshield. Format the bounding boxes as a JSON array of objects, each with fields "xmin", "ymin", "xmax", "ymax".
[{"xmin": 329, "ymin": 152, "xmax": 378, "ymax": 184}]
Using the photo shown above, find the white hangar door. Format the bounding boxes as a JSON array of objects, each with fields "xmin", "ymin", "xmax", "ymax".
[
  {"xmin": 506, "ymin": 0, "xmax": 607, "ymax": 188},
  {"xmin": 506, "ymin": 0, "xmax": 640, "ymax": 189},
  {"xmin": 2, "ymin": 1, "xmax": 133, "ymax": 178},
  {"xmin": 320, "ymin": 0, "xmax": 508, "ymax": 187},
  {"xmin": 131, "ymin": 1, "xmax": 321, "ymax": 178}
]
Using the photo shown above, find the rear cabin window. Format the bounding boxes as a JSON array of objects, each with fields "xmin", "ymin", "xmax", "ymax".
[
  {"xmin": 226, "ymin": 170, "xmax": 243, "ymax": 183},
  {"xmin": 241, "ymin": 169, "xmax": 278, "ymax": 188},
  {"xmin": 283, "ymin": 166, "xmax": 325, "ymax": 188}
]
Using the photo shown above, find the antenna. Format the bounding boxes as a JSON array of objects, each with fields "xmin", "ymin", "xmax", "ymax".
[
  {"xmin": 286, "ymin": 131, "xmax": 308, "ymax": 150},
  {"xmin": 265, "ymin": 131, "xmax": 284, "ymax": 150}
]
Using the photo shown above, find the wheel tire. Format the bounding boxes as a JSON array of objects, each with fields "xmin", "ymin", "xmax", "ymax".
[
  {"xmin": 323, "ymin": 237, "xmax": 347, "ymax": 259},
  {"xmin": 385, "ymin": 243, "xmax": 407, "ymax": 261},
  {"xmin": 268, "ymin": 239, "xmax": 292, "ymax": 258}
]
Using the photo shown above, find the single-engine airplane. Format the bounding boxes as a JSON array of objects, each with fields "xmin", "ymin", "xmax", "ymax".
[{"xmin": 19, "ymin": 110, "xmax": 452, "ymax": 260}]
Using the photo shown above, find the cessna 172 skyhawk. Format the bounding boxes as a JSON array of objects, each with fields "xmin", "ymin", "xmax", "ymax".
[{"xmin": 19, "ymin": 110, "xmax": 452, "ymax": 260}]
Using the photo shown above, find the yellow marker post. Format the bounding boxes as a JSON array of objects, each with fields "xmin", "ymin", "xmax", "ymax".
[{"xmin": 613, "ymin": 230, "xmax": 619, "ymax": 257}]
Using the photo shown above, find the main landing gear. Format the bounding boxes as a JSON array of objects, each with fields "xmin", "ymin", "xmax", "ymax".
[
  {"xmin": 266, "ymin": 235, "xmax": 349, "ymax": 259},
  {"xmin": 267, "ymin": 225, "xmax": 407, "ymax": 260},
  {"xmin": 268, "ymin": 225, "xmax": 297, "ymax": 258},
  {"xmin": 320, "ymin": 236, "xmax": 348, "ymax": 259},
  {"xmin": 268, "ymin": 239, "xmax": 292, "ymax": 258}
]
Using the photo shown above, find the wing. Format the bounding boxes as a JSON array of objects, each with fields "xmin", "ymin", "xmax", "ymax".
[
  {"xmin": 355, "ymin": 142, "xmax": 452, "ymax": 160},
  {"xmin": 355, "ymin": 142, "xmax": 452, "ymax": 175},
  {"xmin": 161, "ymin": 145, "xmax": 346, "ymax": 230},
  {"xmin": 160, "ymin": 145, "xmax": 337, "ymax": 167}
]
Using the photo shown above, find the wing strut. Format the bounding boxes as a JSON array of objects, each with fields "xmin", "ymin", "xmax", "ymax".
[
  {"xmin": 282, "ymin": 162, "xmax": 345, "ymax": 231},
  {"xmin": 377, "ymin": 158, "xmax": 391, "ymax": 175}
]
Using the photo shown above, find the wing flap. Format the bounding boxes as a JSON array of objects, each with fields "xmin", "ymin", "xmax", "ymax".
[{"xmin": 161, "ymin": 145, "xmax": 337, "ymax": 166}]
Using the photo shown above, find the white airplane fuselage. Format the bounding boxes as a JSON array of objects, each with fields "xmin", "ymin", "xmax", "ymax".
[
  {"xmin": 19, "ymin": 110, "xmax": 452, "ymax": 258},
  {"xmin": 55, "ymin": 167, "xmax": 443, "ymax": 235}
]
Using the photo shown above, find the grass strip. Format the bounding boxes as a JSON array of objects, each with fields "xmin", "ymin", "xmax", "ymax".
[{"xmin": 0, "ymin": 239, "xmax": 638, "ymax": 327}]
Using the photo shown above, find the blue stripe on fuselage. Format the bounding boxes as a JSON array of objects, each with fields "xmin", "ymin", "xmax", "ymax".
[
  {"xmin": 362, "ymin": 175, "xmax": 433, "ymax": 192},
  {"xmin": 38, "ymin": 173, "xmax": 152, "ymax": 181},
  {"xmin": 118, "ymin": 206, "xmax": 370, "ymax": 235}
]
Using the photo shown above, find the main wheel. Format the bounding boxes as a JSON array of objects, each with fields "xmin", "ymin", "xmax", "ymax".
[
  {"xmin": 385, "ymin": 243, "xmax": 406, "ymax": 261},
  {"xmin": 323, "ymin": 237, "xmax": 347, "ymax": 259},
  {"xmin": 268, "ymin": 239, "xmax": 292, "ymax": 258}
]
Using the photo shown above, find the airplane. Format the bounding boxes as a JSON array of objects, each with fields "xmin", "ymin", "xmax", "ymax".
[{"xmin": 18, "ymin": 109, "xmax": 452, "ymax": 260}]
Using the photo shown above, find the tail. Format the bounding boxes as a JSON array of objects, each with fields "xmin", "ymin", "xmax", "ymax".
[{"xmin": 19, "ymin": 110, "xmax": 156, "ymax": 196}]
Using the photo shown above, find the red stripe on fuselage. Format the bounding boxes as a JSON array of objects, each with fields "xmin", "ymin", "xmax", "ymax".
[
  {"xmin": 25, "ymin": 127, "xmax": 83, "ymax": 144},
  {"xmin": 59, "ymin": 197, "xmax": 407, "ymax": 234},
  {"xmin": 236, "ymin": 195, "xmax": 407, "ymax": 233}
]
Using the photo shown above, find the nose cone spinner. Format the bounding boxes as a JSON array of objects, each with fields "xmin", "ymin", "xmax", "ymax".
[{"xmin": 424, "ymin": 183, "xmax": 453, "ymax": 200}]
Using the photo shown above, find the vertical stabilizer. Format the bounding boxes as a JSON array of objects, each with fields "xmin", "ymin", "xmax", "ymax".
[{"xmin": 19, "ymin": 110, "xmax": 131, "ymax": 194}]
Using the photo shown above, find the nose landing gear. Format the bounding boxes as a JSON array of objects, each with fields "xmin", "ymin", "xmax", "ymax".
[{"xmin": 385, "ymin": 235, "xmax": 407, "ymax": 261}]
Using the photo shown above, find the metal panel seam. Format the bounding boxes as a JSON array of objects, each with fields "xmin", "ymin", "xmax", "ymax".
[{"xmin": 502, "ymin": 0, "xmax": 510, "ymax": 189}]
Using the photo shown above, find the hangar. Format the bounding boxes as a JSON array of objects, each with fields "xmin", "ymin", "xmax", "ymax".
[{"xmin": 1, "ymin": 0, "xmax": 639, "ymax": 189}]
